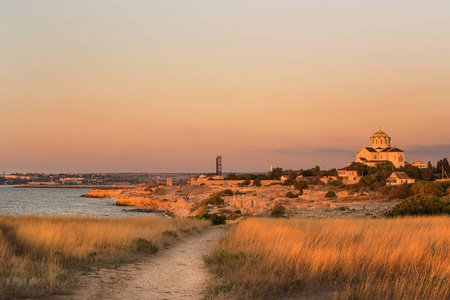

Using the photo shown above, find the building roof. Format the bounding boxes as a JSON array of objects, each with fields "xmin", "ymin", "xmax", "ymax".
[
  {"xmin": 389, "ymin": 172, "xmax": 412, "ymax": 179},
  {"xmin": 338, "ymin": 166, "xmax": 358, "ymax": 171},
  {"xmin": 380, "ymin": 147, "xmax": 404, "ymax": 153},
  {"xmin": 371, "ymin": 127, "xmax": 389, "ymax": 138},
  {"xmin": 365, "ymin": 147, "xmax": 378, "ymax": 152}
]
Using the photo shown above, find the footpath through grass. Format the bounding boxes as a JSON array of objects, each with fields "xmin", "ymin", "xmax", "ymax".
[
  {"xmin": 205, "ymin": 217, "xmax": 450, "ymax": 299},
  {"xmin": 0, "ymin": 214, "xmax": 209, "ymax": 299}
]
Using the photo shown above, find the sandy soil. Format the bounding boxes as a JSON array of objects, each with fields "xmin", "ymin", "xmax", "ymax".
[{"xmin": 57, "ymin": 227, "xmax": 225, "ymax": 300}]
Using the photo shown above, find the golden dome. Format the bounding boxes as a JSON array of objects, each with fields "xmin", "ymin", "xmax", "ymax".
[{"xmin": 371, "ymin": 127, "xmax": 389, "ymax": 138}]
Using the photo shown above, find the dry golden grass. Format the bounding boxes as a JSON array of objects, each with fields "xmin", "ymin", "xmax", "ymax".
[
  {"xmin": 207, "ymin": 217, "xmax": 450, "ymax": 299},
  {"xmin": 0, "ymin": 214, "xmax": 209, "ymax": 298}
]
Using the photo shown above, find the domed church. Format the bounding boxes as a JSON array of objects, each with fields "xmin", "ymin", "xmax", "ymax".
[{"xmin": 354, "ymin": 127, "xmax": 405, "ymax": 167}]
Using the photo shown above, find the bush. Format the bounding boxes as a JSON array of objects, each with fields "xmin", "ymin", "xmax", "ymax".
[
  {"xmin": 241, "ymin": 180, "xmax": 250, "ymax": 186},
  {"xmin": 283, "ymin": 179, "xmax": 295, "ymax": 186},
  {"xmin": 294, "ymin": 181, "xmax": 308, "ymax": 190},
  {"xmin": 285, "ymin": 191, "xmax": 298, "ymax": 198},
  {"xmin": 133, "ymin": 238, "xmax": 159, "ymax": 254},
  {"xmin": 270, "ymin": 204, "xmax": 286, "ymax": 218},
  {"xmin": 307, "ymin": 179, "xmax": 324, "ymax": 186},
  {"xmin": 379, "ymin": 185, "xmax": 392, "ymax": 195},
  {"xmin": 389, "ymin": 184, "xmax": 413, "ymax": 199},
  {"xmin": 387, "ymin": 195, "xmax": 450, "ymax": 217},
  {"xmin": 360, "ymin": 175, "xmax": 377, "ymax": 186},
  {"xmin": 325, "ymin": 191, "xmax": 336, "ymax": 198},
  {"xmin": 216, "ymin": 189, "xmax": 234, "ymax": 197},
  {"xmin": 196, "ymin": 213, "xmax": 227, "ymax": 225},
  {"xmin": 252, "ymin": 178, "xmax": 262, "ymax": 187},
  {"xmin": 437, "ymin": 181, "xmax": 450, "ymax": 191},
  {"xmin": 411, "ymin": 181, "xmax": 444, "ymax": 196},
  {"xmin": 207, "ymin": 195, "xmax": 225, "ymax": 206}
]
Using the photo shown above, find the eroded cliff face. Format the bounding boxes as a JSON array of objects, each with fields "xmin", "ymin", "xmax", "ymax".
[
  {"xmin": 82, "ymin": 189, "xmax": 125, "ymax": 198},
  {"xmin": 116, "ymin": 195, "xmax": 192, "ymax": 209}
]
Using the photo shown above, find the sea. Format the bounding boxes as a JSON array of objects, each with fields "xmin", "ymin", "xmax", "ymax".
[{"xmin": 0, "ymin": 185, "xmax": 148, "ymax": 217}]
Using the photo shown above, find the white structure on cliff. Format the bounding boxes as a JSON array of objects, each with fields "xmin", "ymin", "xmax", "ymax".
[{"xmin": 354, "ymin": 127, "xmax": 405, "ymax": 168}]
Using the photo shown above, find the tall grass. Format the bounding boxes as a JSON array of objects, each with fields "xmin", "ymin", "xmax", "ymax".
[
  {"xmin": 206, "ymin": 217, "xmax": 450, "ymax": 299},
  {"xmin": 0, "ymin": 214, "xmax": 209, "ymax": 298}
]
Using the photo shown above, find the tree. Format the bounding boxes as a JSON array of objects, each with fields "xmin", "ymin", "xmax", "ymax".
[
  {"xmin": 288, "ymin": 170, "xmax": 298, "ymax": 179},
  {"xmin": 225, "ymin": 173, "xmax": 237, "ymax": 180},
  {"xmin": 399, "ymin": 165, "xmax": 421, "ymax": 180},
  {"xmin": 437, "ymin": 158, "xmax": 450, "ymax": 173},
  {"xmin": 267, "ymin": 167, "xmax": 283, "ymax": 180},
  {"xmin": 420, "ymin": 168, "xmax": 434, "ymax": 181}
]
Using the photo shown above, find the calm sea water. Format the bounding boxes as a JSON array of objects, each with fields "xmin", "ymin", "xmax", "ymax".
[{"xmin": 0, "ymin": 186, "xmax": 147, "ymax": 217}]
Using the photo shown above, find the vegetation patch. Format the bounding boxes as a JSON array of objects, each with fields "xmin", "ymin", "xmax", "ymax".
[
  {"xmin": 195, "ymin": 213, "xmax": 227, "ymax": 226},
  {"xmin": 270, "ymin": 204, "xmax": 287, "ymax": 218},
  {"xmin": 0, "ymin": 215, "xmax": 208, "ymax": 299},
  {"xmin": 325, "ymin": 191, "xmax": 336, "ymax": 198},
  {"xmin": 387, "ymin": 195, "xmax": 450, "ymax": 217},
  {"xmin": 133, "ymin": 238, "xmax": 159, "ymax": 254},
  {"xmin": 411, "ymin": 181, "xmax": 445, "ymax": 196},
  {"xmin": 206, "ymin": 217, "xmax": 450, "ymax": 299}
]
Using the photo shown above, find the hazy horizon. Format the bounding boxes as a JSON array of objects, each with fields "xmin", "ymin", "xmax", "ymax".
[{"xmin": 2, "ymin": 1, "xmax": 449, "ymax": 173}]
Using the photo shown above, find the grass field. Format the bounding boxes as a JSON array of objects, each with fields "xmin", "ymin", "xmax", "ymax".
[
  {"xmin": 0, "ymin": 214, "xmax": 209, "ymax": 298},
  {"xmin": 206, "ymin": 217, "xmax": 450, "ymax": 299}
]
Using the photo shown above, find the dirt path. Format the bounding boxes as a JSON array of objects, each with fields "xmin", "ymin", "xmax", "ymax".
[{"xmin": 58, "ymin": 227, "xmax": 225, "ymax": 300}]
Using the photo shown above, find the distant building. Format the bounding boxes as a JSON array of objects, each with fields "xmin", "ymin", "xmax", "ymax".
[
  {"xmin": 60, "ymin": 178, "xmax": 84, "ymax": 185},
  {"xmin": 386, "ymin": 172, "xmax": 415, "ymax": 186},
  {"xmin": 354, "ymin": 127, "xmax": 405, "ymax": 168},
  {"xmin": 337, "ymin": 166, "xmax": 361, "ymax": 184},
  {"xmin": 408, "ymin": 161, "xmax": 427, "ymax": 169}
]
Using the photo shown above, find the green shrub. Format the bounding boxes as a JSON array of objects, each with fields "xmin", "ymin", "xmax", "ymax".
[
  {"xmin": 241, "ymin": 180, "xmax": 250, "ymax": 186},
  {"xmin": 216, "ymin": 189, "xmax": 234, "ymax": 197},
  {"xmin": 387, "ymin": 195, "xmax": 450, "ymax": 217},
  {"xmin": 196, "ymin": 213, "xmax": 227, "ymax": 225},
  {"xmin": 360, "ymin": 175, "xmax": 377, "ymax": 186},
  {"xmin": 133, "ymin": 238, "xmax": 159, "ymax": 254},
  {"xmin": 294, "ymin": 181, "xmax": 308, "ymax": 190},
  {"xmin": 162, "ymin": 230, "xmax": 178, "ymax": 238},
  {"xmin": 207, "ymin": 195, "xmax": 225, "ymax": 206},
  {"xmin": 379, "ymin": 186, "xmax": 392, "ymax": 195},
  {"xmin": 283, "ymin": 179, "xmax": 295, "ymax": 186},
  {"xmin": 411, "ymin": 181, "xmax": 444, "ymax": 196},
  {"xmin": 325, "ymin": 191, "xmax": 336, "ymax": 198},
  {"xmin": 388, "ymin": 184, "xmax": 413, "ymax": 199},
  {"xmin": 437, "ymin": 181, "xmax": 450, "ymax": 191},
  {"xmin": 252, "ymin": 178, "xmax": 262, "ymax": 186},
  {"xmin": 270, "ymin": 204, "xmax": 286, "ymax": 218},
  {"xmin": 307, "ymin": 178, "xmax": 324, "ymax": 186},
  {"xmin": 285, "ymin": 191, "xmax": 298, "ymax": 198}
]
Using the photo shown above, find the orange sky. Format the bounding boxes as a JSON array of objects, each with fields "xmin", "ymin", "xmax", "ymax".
[{"xmin": 1, "ymin": 1, "xmax": 449, "ymax": 172}]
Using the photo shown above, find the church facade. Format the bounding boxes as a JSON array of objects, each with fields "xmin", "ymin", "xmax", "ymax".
[{"xmin": 354, "ymin": 128, "xmax": 405, "ymax": 168}]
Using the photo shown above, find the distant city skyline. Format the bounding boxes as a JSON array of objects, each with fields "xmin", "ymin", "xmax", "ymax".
[{"xmin": 1, "ymin": 1, "xmax": 449, "ymax": 173}]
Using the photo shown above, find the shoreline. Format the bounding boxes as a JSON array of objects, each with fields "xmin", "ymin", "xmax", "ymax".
[{"xmin": 13, "ymin": 184, "xmax": 133, "ymax": 189}]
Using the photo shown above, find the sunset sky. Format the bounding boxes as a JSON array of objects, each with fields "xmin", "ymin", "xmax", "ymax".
[{"xmin": 1, "ymin": 1, "xmax": 449, "ymax": 173}]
